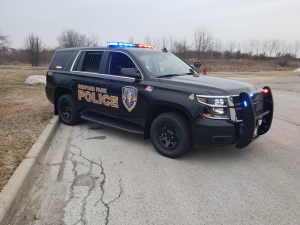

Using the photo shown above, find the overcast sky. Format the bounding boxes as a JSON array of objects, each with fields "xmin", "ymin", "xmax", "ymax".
[{"xmin": 0, "ymin": 0, "xmax": 299, "ymax": 49}]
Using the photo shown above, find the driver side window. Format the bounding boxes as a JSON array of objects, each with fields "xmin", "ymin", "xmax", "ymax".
[{"xmin": 108, "ymin": 52, "xmax": 136, "ymax": 76}]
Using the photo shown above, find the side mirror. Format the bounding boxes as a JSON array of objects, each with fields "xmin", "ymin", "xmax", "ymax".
[
  {"xmin": 120, "ymin": 68, "xmax": 141, "ymax": 78},
  {"xmin": 194, "ymin": 61, "xmax": 201, "ymax": 68}
]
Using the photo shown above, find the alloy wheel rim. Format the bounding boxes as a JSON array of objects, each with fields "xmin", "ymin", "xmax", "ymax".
[
  {"xmin": 61, "ymin": 100, "xmax": 72, "ymax": 121},
  {"xmin": 156, "ymin": 124, "xmax": 180, "ymax": 150}
]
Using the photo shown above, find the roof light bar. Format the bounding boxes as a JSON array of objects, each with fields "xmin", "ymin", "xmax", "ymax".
[{"xmin": 107, "ymin": 42, "xmax": 154, "ymax": 49}]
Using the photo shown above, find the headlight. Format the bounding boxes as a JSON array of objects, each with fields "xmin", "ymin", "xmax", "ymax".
[{"xmin": 197, "ymin": 96, "xmax": 230, "ymax": 119}]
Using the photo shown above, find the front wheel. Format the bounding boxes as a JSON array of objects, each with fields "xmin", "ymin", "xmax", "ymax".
[
  {"xmin": 150, "ymin": 112, "xmax": 192, "ymax": 158},
  {"xmin": 57, "ymin": 94, "xmax": 81, "ymax": 125}
]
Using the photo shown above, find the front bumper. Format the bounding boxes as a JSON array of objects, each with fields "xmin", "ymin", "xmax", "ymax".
[
  {"xmin": 192, "ymin": 117, "xmax": 236, "ymax": 147},
  {"xmin": 235, "ymin": 86, "xmax": 274, "ymax": 148},
  {"xmin": 192, "ymin": 87, "xmax": 274, "ymax": 148}
]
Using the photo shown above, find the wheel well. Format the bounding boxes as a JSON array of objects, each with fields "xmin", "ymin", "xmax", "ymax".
[
  {"xmin": 54, "ymin": 87, "xmax": 73, "ymax": 115},
  {"xmin": 144, "ymin": 104, "xmax": 191, "ymax": 139}
]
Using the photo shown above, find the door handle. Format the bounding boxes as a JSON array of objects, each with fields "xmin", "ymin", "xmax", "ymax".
[
  {"xmin": 72, "ymin": 78, "xmax": 79, "ymax": 81},
  {"xmin": 102, "ymin": 82, "xmax": 109, "ymax": 87}
]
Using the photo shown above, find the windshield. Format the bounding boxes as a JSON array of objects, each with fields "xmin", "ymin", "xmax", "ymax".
[{"xmin": 135, "ymin": 53, "xmax": 197, "ymax": 76}]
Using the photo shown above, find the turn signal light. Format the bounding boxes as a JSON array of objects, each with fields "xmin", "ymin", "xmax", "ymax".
[
  {"xmin": 198, "ymin": 97, "xmax": 206, "ymax": 103},
  {"xmin": 204, "ymin": 113, "xmax": 212, "ymax": 117},
  {"xmin": 264, "ymin": 89, "xmax": 268, "ymax": 93}
]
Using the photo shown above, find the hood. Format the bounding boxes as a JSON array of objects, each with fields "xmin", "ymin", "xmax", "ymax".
[{"xmin": 159, "ymin": 75, "xmax": 257, "ymax": 96}]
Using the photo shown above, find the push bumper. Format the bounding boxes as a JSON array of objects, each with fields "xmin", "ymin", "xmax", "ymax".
[{"xmin": 235, "ymin": 86, "xmax": 274, "ymax": 148}]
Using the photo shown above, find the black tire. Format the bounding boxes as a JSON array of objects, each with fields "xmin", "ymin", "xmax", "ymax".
[
  {"xmin": 57, "ymin": 94, "xmax": 81, "ymax": 125},
  {"xmin": 150, "ymin": 112, "xmax": 192, "ymax": 158}
]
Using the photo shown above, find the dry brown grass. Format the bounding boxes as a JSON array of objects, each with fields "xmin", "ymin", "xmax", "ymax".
[
  {"xmin": 209, "ymin": 71, "xmax": 300, "ymax": 78},
  {"xmin": 187, "ymin": 59, "xmax": 300, "ymax": 73},
  {"xmin": 0, "ymin": 70, "xmax": 53, "ymax": 192},
  {"xmin": 0, "ymin": 64, "xmax": 49, "ymax": 68}
]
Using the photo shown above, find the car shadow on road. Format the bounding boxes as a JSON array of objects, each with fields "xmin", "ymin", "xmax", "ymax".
[{"xmin": 83, "ymin": 121, "xmax": 255, "ymax": 163}]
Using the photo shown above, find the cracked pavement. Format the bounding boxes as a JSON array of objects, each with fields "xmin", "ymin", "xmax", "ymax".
[{"xmin": 8, "ymin": 76, "xmax": 300, "ymax": 224}]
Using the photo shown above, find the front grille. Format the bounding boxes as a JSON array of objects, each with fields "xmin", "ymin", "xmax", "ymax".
[
  {"xmin": 232, "ymin": 96, "xmax": 241, "ymax": 107},
  {"xmin": 251, "ymin": 92, "xmax": 263, "ymax": 104},
  {"xmin": 236, "ymin": 109, "xmax": 243, "ymax": 120},
  {"xmin": 232, "ymin": 92, "xmax": 265, "ymax": 121}
]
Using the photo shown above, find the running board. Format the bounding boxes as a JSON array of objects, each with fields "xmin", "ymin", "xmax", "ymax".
[{"xmin": 80, "ymin": 112, "xmax": 144, "ymax": 135}]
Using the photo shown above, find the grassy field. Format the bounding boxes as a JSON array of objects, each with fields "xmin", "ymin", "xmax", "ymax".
[
  {"xmin": 209, "ymin": 71, "xmax": 300, "ymax": 78},
  {"xmin": 0, "ymin": 69, "xmax": 53, "ymax": 192}
]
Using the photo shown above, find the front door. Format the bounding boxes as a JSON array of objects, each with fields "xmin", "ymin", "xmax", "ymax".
[{"xmin": 101, "ymin": 51, "xmax": 146, "ymax": 125}]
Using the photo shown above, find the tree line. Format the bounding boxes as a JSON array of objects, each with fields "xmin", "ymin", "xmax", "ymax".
[{"xmin": 0, "ymin": 27, "xmax": 299, "ymax": 67}]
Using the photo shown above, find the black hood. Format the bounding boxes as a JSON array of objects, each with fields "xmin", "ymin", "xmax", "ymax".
[{"xmin": 159, "ymin": 75, "xmax": 257, "ymax": 96}]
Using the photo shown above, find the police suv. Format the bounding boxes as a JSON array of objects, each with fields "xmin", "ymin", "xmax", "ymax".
[{"xmin": 45, "ymin": 42, "xmax": 274, "ymax": 158}]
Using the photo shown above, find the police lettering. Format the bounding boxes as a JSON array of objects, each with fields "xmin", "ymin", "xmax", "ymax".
[{"xmin": 78, "ymin": 90, "xmax": 119, "ymax": 108}]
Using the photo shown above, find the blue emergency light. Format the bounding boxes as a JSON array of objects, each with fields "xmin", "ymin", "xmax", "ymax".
[
  {"xmin": 250, "ymin": 94, "xmax": 254, "ymax": 97},
  {"xmin": 244, "ymin": 101, "xmax": 247, "ymax": 107},
  {"xmin": 107, "ymin": 42, "xmax": 154, "ymax": 49}
]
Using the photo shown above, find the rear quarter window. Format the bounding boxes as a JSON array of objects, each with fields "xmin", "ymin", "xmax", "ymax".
[{"xmin": 49, "ymin": 51, "xmax": 74, "ymax": 70}]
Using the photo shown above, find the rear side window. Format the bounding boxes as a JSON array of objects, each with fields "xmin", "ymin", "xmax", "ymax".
[
  {"xmin": 49, "ymin": 51, "xmax": 74, "ymax": 70},
  {"xmin": 75, "ymin": 51, "xmax": 103, "ymax": 73}
]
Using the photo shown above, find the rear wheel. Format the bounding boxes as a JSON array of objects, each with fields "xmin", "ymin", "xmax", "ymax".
[
  {"xmin": 150, "ymin": 112, "xmax": 192, "ymax": 158},
  {"xmin": 57, "ymin": 94, "xmax": 81, "ymax": 125}
]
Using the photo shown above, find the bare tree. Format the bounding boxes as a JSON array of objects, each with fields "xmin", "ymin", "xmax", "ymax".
[
  {"xmin": 226, "ymin": 41, "xmax": 236, "ymax": 60},
  {"xmin": 261, "ymin": 40, "xmax": 268, "ymax": 55},
  {"xmin": 57, "ymin": 29, "xmax": 98, "ymax": 48},
  {"xmin": 253, "ymin": 40, "xmax": 261, "ymax": 55},
  {"xmin": 247, "ymin": 39, "xmax": 256, "ymax": 59},
  {"xmin": 214, "ymin": 39, "xmax": 223, "ymax": 52},
  {"xmin": 143, "ymin": 35, "xmax": 152, "ymax": 45},
  {"xmin": 293, "ymin": 40, "xmax": 300, "ymax": 58},
  {"xmin": 173, "ymin": 38, "xmax": 189, "ymax": 59},
  {"xmin": 0, "ymin": 31, "xmax": 10, "ymax": 49},
  {"xmin": 22, "ymin": 33, "xmax": 44, "ymax": 66},
  {"xmin": 193, "ymin": 26, "xmax": 214, "ymax": 61},
  {"xmin": 168, "ymin": 36, "xmax": 176, "ymax": 52},
  {"xmin": 266, "ymin": 39, "xmax": 278, "ymax": 58},
  {"xmin": 278, "ymin": 40, "xmax": 291, "ymax": 55},
  {"xmin": 161, "ymin": 35, "xmax": 169, "ymax": 49},
  {"xmin": 153, "ymin": 36, "xmax": 161, "ymax": 49},
  {"xmin": 128, "ymin": 36, "xmax": 134, "ymax": 43}
]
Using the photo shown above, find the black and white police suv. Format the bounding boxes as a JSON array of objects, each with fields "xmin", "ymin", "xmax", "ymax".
[{"xmin": 45, "ymin": 42, "xmax": 274, "ymax": 158}]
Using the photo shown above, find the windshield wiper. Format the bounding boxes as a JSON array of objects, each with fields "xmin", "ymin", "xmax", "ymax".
[{"xmin": 156, "ymin": 74, "xmax": 185, "ymax": 78}]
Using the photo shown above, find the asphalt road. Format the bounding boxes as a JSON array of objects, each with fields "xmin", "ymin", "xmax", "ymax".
[{"xmin": 9, "ymin": 76, "xmax": 300, "ymax": 225}]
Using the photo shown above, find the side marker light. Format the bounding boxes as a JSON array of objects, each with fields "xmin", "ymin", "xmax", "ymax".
[{"xmin": 244, "ymin": 101, "xmax": 247, "ymax": 107}]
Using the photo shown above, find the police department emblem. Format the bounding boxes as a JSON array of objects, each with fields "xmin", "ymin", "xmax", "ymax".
[{"xmin": 122, "ymin": 86, "xmax": 138, "ymax": 112}]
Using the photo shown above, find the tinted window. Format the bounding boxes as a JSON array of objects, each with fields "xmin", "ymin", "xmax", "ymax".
[
  {"xmin": 75, "ymin": 51, "xmax": 103, "ymax": 73},
  {"xmin": 108, "ymin": 52, "xmax": 136, "ymax": 76},
  {"xmin": 49, "ymin": 51, "xmax": 74, "ymax": 70},
  {"xmin": 82, "ymin": 52, "xmax": 103, "ymax": 72}
]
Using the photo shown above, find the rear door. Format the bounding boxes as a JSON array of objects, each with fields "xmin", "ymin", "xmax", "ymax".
[{"xmin": 69, "ymin": 51, "xmax": 107, "ymax": 113}]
